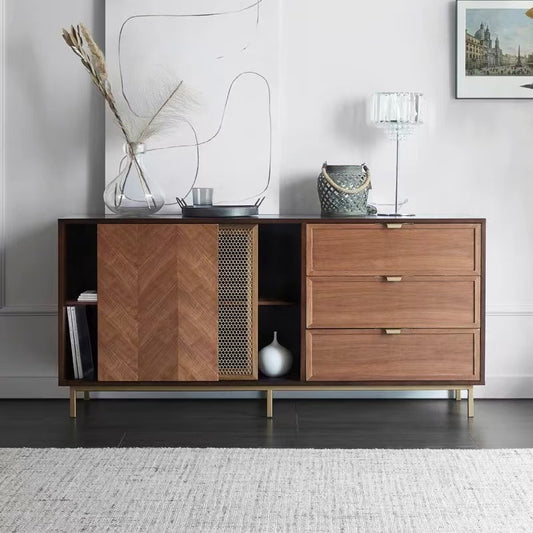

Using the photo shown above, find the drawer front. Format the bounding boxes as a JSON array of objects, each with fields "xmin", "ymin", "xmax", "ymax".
[
  {"xmin": 307, "ymin": 223, "xmax": 482, "ymax": 276},
  {"xmin": 307, "ymin": 276, "xmax": 480, "ymax": 328},
  {"xmin": 306, "ymin": 329, "xmax": 480, "ymax": 381}
]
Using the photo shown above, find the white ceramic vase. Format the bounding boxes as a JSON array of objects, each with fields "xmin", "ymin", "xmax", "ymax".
[{"xmin": 259, "ymin": 331, "xmax": 293, "ymax": 378}]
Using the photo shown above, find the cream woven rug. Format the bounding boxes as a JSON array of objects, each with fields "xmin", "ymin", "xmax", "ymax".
[{"xmin": 1, "ymin": 448, "xmax": 533, "ymax": 532}]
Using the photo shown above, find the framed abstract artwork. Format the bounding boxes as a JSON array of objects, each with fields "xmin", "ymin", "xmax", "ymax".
[
  {"xmin": 457, "ymin": 1, "xmax": 533, "ymax": 98},
  {"xmin": 105, "ymin": 0, "xmax": 280, "ymax": 214}
]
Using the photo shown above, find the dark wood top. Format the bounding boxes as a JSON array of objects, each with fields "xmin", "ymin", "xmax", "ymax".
[{"xmin": 59, "ymin": 214, "xmax": 486, "ymax": 224}]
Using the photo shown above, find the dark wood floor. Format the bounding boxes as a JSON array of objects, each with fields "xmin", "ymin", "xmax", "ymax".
[{"xmin": 0, "ymin": 399, "xmax": 532, "ymax": 448}]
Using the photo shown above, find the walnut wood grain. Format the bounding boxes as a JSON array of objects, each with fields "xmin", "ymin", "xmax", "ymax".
[
  {"xmin": 306, "ymin": 329, "xmax": 480, "ymax": 381},
  {"xmin": 60, "ymin": 217, "xmax": 486, "ymax": 392},
  {"xmin": 98, "ymin": 224, "xmax": 140, "ymax": 382},
  {"xmin": 307, "ymin": 276, "xmax": 480, "ymax": 329},
  {"xmin": 58, "ymin": 222, "xmax": 66, "ymax": 382},
  {"xmin": 176, "ymin": 225, "xmax": 219, "ymax": 381},
  {"xmin": 98, "ymin": 224, "xmax": 218, "ymax": 382},
  {"xmin": 307, "ymin": 224, "xmax": 482, "ymax": 276},
  {"xmin": 300, "ymin": 223, "xmax": 308, "ymax": 381},
  {"xmin": 138, "ymin": 225, "xmax": 180, "ymax": 381}
]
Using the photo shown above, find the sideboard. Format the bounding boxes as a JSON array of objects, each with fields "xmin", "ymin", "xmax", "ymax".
[{"xmin": 58, "ymin": 216, "xmax": 485, "ymax": 418}]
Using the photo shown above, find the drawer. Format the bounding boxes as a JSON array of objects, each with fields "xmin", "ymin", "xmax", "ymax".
[
  {"xmin": 306, "ymin": 329, "xmax": 480, "ymax": 381},
  {"xmin": 307, "ymin": 276, "xmax": 480, "ymax": 328},
  {"xmin": 306, "ymin": 223, "xmax": 482, "ymax": 276}
]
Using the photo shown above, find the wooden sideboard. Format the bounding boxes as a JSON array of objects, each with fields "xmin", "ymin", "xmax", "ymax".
[{"xmin": 58, "ymin": 216, "xmax": 485, "ymax": 418}]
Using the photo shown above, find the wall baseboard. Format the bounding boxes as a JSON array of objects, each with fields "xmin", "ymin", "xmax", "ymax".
[
  {"xmin": 0, "ymin": 306, "xmax": 57, "ymax": 316},
  {"xmin": 0, "ymin": 376, "xmax": 532, "ymax": 399},
  {"xmin": 486, "ymin": 305, "xmax": 533, "ymax": 317},
  {"xmin": 0, "ymin": 305, "xmax": 531, "ymax": 318},
  {"xmin": 0, "ymin": 377, "xmax": 68, "ymax": 398},
  {"xmin": 474, "ymin": 376, "xmax": 533, "ymax": 399}
]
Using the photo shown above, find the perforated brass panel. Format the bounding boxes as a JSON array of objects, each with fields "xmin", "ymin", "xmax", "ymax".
[{"xmin": 218, "ymin": 225, "xmax": 258, "ymax": 380}]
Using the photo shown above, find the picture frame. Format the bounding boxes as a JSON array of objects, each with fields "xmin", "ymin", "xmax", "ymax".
[
  {"xmin": 456, "ymin": 1, "xmax": 533, "ymax": 98},
  {"xmin": 105, "ymin": 0, "xmax": 281, "ymax": 214}
]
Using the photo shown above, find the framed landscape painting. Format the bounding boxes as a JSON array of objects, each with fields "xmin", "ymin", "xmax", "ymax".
[{"xmin": 457, "ymin": 1, "xmax": 533, "ymax": 98}]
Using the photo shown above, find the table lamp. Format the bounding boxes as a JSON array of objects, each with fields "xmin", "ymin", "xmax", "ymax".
[{"xmin": 371, "ymin": 92, "xmax": 423, "ymax": 216}]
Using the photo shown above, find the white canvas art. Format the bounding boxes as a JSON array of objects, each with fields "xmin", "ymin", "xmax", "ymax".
[{"xmin": 105, "ymin": 0, "xmax": 280, "ymax": 213}]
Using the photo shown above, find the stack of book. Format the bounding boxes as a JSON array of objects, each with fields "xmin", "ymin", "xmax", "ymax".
[
  {"xmin": 67, "ymin": 306, "xmax": 95, "ymax": 380},
  {"xmin": 78, "ymin": 290, "xmax": 97, "ymax": 302}
]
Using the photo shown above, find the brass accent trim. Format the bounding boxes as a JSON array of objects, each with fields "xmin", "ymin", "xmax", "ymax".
[
  {"xmin": 69, "ymin": 387, "xmax": 76, "ymax": 418},
  {"xmin": 68, "ymin": 384, "xmax": 474, "ymax": 419},
  {"xmin": 386, "ymin": 223, "xmax": 403, "ymax": 229},
  {"xmin": 218, "ymin": 225, "xmax": 258, "ymax": 380},
  {"xmin": 69, "ymin": 385, "xmax": 470, "ymax": 392},
  {"xmin": 467, "ymin": 386, "xmax": 474, "ymax": 418},
  {"xmin": 385, "ymin": 329, "xmax": 402, "ymax": 335},
  {"xmin": 385, "ymin": 276, "xmax": 403, "ymax": 282}
]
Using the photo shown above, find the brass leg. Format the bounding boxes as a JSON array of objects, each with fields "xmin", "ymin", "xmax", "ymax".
[
  {"xmin": 69, "ymin": 387, "xmax": 77, "ymax": 418},
  {"xmin": 83, "ymin": 391, "xmax": 91, "ymax": 401},
  {"xmin": 467, "ymin": 387, "xmax": 474, "ymax": 418},
  {"xmin": 266, "ymin": 389, "xmax": 273, "ymax": 419},
  {"xmin": 455, "ymin": 389, "xmax": 462, "ymax": 401}
]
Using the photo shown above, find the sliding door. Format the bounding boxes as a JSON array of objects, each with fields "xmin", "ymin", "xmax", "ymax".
[{"xmin": 97, "ymin": 224, "xmax": 219, "ymax": 382}]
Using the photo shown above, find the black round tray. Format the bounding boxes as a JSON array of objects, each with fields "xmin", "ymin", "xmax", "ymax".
[{"xmin": 180, "ymin": 204, "xmax": 259, "ymax": 218}]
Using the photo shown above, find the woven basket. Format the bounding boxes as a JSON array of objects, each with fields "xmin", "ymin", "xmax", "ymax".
[{"xmin": 317, "ymin": 162, "xmax": 371, "ymax": 216}]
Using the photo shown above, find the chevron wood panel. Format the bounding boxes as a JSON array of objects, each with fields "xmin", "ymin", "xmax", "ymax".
[
  {"xmin": 98, "ymin": 224, "xmax": 219, "ymax": 382},
  {"xmin": 98, "ymin": 225, "xmax": 140, "ymax": 381},
  {"xmin": 177, "ymin": 225, "xmax": 219, "ymax": 381},
  {"xmin": 138, "ymin": 225, "xmax": 180, "ymax": 381}
]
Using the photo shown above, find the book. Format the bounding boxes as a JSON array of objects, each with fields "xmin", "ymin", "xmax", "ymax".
[
  {"xmin": 66, "ymin": 306, "xmax": 95, "ymax": 381},
  {"xmin": 67, "ymin": 306, "xmax": 81, "ymax": 379},
  {"xmin": 78, "ymin": 290, "xmax": 97, "ymax": 302},
  {"xmin": 74, "ymin": 306, "xmax": 95, "ymax": 381}
]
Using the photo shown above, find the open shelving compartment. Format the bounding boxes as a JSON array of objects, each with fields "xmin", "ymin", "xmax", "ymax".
[
  {"xmin": 257, "ymin": 223, "xmax": 302, "ymax": 382},
  {"xmin": 59, "ymin": 220, "xmax": 304, "ymax": 386},
  {"xmin": 59, "ymin": 223, "xmax": 98, "ymax": 383}
]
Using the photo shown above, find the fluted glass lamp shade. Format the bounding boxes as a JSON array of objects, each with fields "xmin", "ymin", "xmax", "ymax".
[
  {"xmin": 371, "ymin": 92, "xmax": 424, "ymax": 216},
  {"xmin": 371, "ymin": 92, "xmax": 423, "ymax": 139}
]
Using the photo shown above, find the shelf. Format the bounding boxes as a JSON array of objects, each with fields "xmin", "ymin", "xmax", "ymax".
[
  {"xmin": 60, "ymin": 378, "xmax": 306, "ymax": 387},
  {"xmin": 258, "ymin": 299, "xmax": 297, "ymax": 306},
  {"xmin": 220, "ymin": 299, "xmax": 298, "ymax": 307},
  {"xmin": 65, "ymin": 300, "xmax": 98, "ymax": 306}
]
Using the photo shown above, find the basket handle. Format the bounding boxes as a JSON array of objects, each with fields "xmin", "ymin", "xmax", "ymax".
[{"xmin": 321, "ymin": 162, "xmax": 371, "ymax": 194}]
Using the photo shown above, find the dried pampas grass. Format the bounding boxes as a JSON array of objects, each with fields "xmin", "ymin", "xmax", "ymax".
[
  {"xmin": 62, "ymin": 23, "xmax": 196, "ymax": 146},
  {"xmin": 79, "ymin": 25, "xmax": 108, "ymax": 83},
  {"xmin": 130, "ymin": 76, "xmax": 200, "ymax": 142},
  {"xmin": 63, "ymin": 25, "xmax": 132, "ymax": 142}
]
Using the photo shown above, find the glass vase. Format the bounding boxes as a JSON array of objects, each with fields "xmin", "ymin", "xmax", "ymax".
[{"xmin": 104, "ymin": 142, "xmax": 165, "ymax": 216}]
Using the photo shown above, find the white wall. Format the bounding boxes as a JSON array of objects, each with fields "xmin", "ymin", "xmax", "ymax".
[
  {"xmin": 279, "ymin": 0, "xmax": 533, "ymax": 399},
  {"xmin": 0, "ymin": 0, "xmax": 105, "ymax": 397},
  {"xmin": 1, "ymin": 0, "xmax": 532, "ymax": 398}
]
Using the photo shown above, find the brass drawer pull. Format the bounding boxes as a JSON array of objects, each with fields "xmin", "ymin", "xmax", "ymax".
[
  {"xmin": 386, "ymin": 223, "xmax": 403, "ymax": 229},
  {"xmin": 385, "ymin": 276, "xmax": 403, "ymax": 282},
  {"xmin": 385, "ymin": 329, "xmax": 402, "ymax": 335}
]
